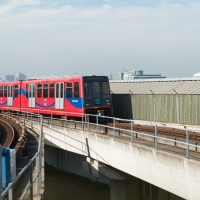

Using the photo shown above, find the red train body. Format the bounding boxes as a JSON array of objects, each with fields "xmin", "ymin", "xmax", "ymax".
[{"xmin": 0, "ymin": 76, "xmax": 112, "ymax": 117}]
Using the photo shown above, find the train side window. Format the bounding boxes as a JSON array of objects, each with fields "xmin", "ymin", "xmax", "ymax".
[
  {"xmin": 4, "ymin": 86, "xmax": 7, "ymax": 97},
  {"xmin": 33, "ymin": 85, "xmax": 36, "ymax": 98},
  {"xmin": 56, "ymin": 83, "xmax": 59, "ymax": 98},
  {"xmin": 37, "ymin": 84, "xmax": 42, "ymax": 98},
  {"xmin": 66, "ymin": 83, "xmax": 72, "ymax": 98},
  {"xmin": 0, "ymin": 86, "xmax": 3, "ymax": 97},
  {"xmin": 60, "ymin": 83, "xmax": 64, "ymax": 98},
  {"xmin": 43, "ymin": 84, "xmax": 48, "ymax": 98},
  {"xmin": 74, "ymin": 82, "xmax": 80, "ymax": 98},
  {"xmin": 26, "ymin": 84, "xmax": 29, "ymax": 98},
  {"xmin": 50, "ymin": 84, "xmax": 55, "ymax": 98},
  {"xmin": 10, "ymin": 86, "xmax": 13, "ymax": 97},
  {"xmin": 14, "ymin": 85, "xmax": 18, "ymax": 97},
  {"xmin": 8, "ymin": 86, "xmax": 10, "ymax": 97}
]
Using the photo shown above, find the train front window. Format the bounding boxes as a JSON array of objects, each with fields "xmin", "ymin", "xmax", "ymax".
[
  {"xmin": 84, "ymin": 82, "xmax": 92, "ymax": 98},
  {"xmin": 84, "ymin": 80, "xmax": 110, "ymax": 99},
  {"xmin": 101, "ymin": 82, "xmax": 110, "ymax": 98},
  {"xmin": 91, "ymin": 82, "xmax": 101, "ymax": 98}
]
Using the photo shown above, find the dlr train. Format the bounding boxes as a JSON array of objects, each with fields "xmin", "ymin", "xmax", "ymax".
[{"xmin": 0, "ymin": 76, "xmax": 112, "ymax": 118}]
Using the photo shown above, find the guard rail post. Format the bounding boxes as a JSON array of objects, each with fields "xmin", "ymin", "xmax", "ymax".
[
  {"xmin": 113, "ymin": 118, "xmax": 116, "ymax": 136},
  {"xmin": 185, "ymin": 127, "xmax": 189, "ymax": 159},
  {"xmin": 96, "ymin": 115, "xmax": 99, "ymax": 132},
  {"xmin": 87, "ymin": 115, "xmax": 90, "ymax": 131},
  {"xmin": 17, "ymin": 110, "xmax": 19, "ymax": 121},
  {"xmin": 154, "ymin": 124, "xmax": 158, "ymax": 149},
  {"xmin": 131, "ymin": 120, "xmax": 133, "ymax": 143},
  {"xmin": 8, "ymin": 185, "xmax": 13, "ymax": 200},
  {"xmin": 7, "ymin": 110, "xmax": 9, "ymax": 120},
  {"xmin": 36, "ymin": 155, "xmax": 40, "ymax": 195},
  {"xmin": 85, "ymin": 138, "xmax": 90, "ymax": 158},
  {"xmin": 23, "ymin": 112, "xmax": 25, "ymax": 126},
  {"xmin": 50, "ymin": 112, "xmax": 53, "ymax": 129},
  {"xmin": 0, "ymin": 146, "xmax": 2, "ymax": 195},
  {"xmin": 29, "ymin": 162, "xmax": 33, "ymax": 200},
  {"xmin": 27, "ymin": 111, "xmax": 29, "ymax": 121},
  {"xmin": 82, "ymin": 115, "xmax": 84, "ymax": 131},
  {"xmin": 31, "ymin": 113, "xmax": 33, "ymax": 128},
  {"xmin": 39, "ymin": 115, "xmax": 43, "ymax": 195},
  {"xmin": 66, "ymin": 115, "xmax": 68, "ymax": 129}
]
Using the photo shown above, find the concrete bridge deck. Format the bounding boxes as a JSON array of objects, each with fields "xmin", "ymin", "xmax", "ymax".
[{"xmin": 24, "ymin": 116, "xmax": 200, "ymax": 200}]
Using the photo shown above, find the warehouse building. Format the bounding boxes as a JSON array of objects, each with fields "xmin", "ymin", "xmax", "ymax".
[{"xmin": 110, "ymin": 78, "xmax": 200, "ymax": 125}]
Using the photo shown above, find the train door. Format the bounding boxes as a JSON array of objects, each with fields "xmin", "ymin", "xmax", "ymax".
[
  {"xmin": 7, "ymin": 85, "xmax": 13, "ymax": 106},
  {"xmin": 55, "ymin": 82, "xmax": 64, "ymax": 109},
  {"xmin": 28, "ymin": 84, "xmax": 36, "ymax": 108}
]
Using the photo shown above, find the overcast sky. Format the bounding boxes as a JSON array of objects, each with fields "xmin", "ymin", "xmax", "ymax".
[{"xmin": 0, "ymin": 0, "xmax": 200, "ymax": 78}]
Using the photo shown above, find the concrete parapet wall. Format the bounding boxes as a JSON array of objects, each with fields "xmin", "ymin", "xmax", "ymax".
[{"xmin": 32, "ymin": 122, "xmax": 200, "ymax": 200}]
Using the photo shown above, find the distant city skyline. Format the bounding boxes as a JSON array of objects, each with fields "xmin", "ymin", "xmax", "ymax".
[
  {"xmin": 110, "ymin": 70, "xmax": 166, "ymax": 80},
  {"xmin": 0, "ymin": 0, "xmax": 200, "ymax": 78},
  {"xmin": 3, "ymin": 72, "xmax": 26, "ymax": 82}
]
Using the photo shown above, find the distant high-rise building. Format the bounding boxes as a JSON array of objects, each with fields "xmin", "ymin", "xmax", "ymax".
[
  {"xmin": 110, "ymin": 70, "xmax": 166, "ymax": 80},
  {"xmin": 5, "ymin": 74, "xmax": 15, "ymax": 82},
  {"xmin": 4, "ymin": 73, "xmax": 26, "ymax": 82},
  {"xmin": 15, "ymin": 73, "xmax": 26, "ymax": 81}
]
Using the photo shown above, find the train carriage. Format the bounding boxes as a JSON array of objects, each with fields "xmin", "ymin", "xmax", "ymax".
[
  {"xmin": 0, "ymin": 76, "xmax": 112, "ymax": 118},
  {"xmin": 0, "ymin": 81, "xmax": 21, "ymax": 109},
  {"xmin": 21, "ymin": 77, "xmax": 84, "ymax": 116}
]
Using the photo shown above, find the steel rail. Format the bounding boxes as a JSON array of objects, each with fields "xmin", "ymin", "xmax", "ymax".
[{"xmin": 0, "ymin": 118, "xmax": 15, "ymax": 147}]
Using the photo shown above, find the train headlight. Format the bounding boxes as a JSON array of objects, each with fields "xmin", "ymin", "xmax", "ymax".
[
  {"xmin": 106, "ymin": 99, "xmax": 110, "ymax": 105},
  {"xmin": 98, "ymin": 110, "xmax": 104, "ymax": 116},
  {"xmin": 85, "ymin": 99, "xmax": 90, "ymax": 107}
]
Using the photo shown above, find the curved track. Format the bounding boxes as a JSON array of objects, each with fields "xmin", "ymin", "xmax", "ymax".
[
  {"xmin": 0, "ymin": 116, "xmax": 27, "ymax": 153},
  {"xmin": 0, "ymin": 118, "xmax": 15, "ymax": 147}
]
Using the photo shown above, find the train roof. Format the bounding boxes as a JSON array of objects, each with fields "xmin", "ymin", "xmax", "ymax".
[{"xmin": 0, "ymin": 75, "xmax": 109, "ymax": 85}]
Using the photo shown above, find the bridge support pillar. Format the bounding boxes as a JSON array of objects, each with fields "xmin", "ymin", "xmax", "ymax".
[
  {"xmin": 110, "ymin": 179, "xmax": 141, "ymax": 200},
  {"xmin": 110, "ymin": 180, "xmax": 125, "ymax": 200}
]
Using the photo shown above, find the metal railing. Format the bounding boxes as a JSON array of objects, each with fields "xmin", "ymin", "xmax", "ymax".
[
  {"xmin": 3, "ymin": 109, "xmax": 200, "ymax": 161},
  {"xmin": 0, "ymin": 114, "xmax": 44, "ymax": 200}
]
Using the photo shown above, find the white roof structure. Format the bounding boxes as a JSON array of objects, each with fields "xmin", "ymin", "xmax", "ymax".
[{"xmin": 110, "ymin": 78, "xmax": 200, "ymax": 95}]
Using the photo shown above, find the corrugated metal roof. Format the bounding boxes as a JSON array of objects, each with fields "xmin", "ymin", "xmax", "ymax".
[{"xmin": 110, "ymin": 79, "xmax": 200, "ymax": 94}]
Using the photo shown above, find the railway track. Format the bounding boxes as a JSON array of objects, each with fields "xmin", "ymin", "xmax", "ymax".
[
  {"xmin": 108, "ymin": 122, "xmax": 200, "ymax": 142},
  {"xmin": 0, "ymin": 116, "xmax": 27, "ymax": 154},
  {"xmin": 0, "ymin": 118, "xmax": 15, "ymax": 147}
]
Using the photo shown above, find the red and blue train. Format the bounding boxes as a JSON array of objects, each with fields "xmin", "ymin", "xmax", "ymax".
[{"xmin": 0, "ymin": 76, "xmax": 112, "ymax": 118}]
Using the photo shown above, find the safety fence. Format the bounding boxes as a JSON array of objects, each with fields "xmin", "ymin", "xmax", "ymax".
[
  {"xmin": 5, "ymin": 108, "xmax": 200, "ymax": 161},
  {"xmin": 0, "ymin": 113, "xmax": 44, "ymax": 200}
]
